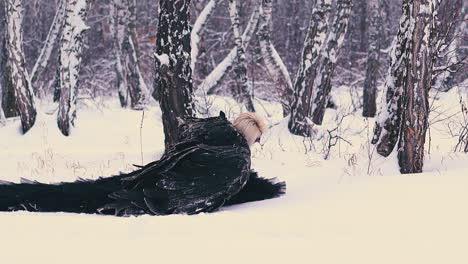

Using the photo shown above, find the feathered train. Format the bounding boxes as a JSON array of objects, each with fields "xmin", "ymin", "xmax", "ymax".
[{"xmin": 0, "ymin": 112, "xmax": 285, "ymax": 216}]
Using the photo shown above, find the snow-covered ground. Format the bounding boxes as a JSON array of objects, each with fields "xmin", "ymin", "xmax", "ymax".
[{"xmin": 1, "ymin": 88, "xmax": 467, "ymax": 264}]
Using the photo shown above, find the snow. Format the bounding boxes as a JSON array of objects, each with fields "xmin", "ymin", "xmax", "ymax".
[
  {"xmin": 155, "ymin": 53, "xmax": 170, "ymax": 66},
  {"xmin": 1, "ymin": 87, "xmax": 468, "ymax": 263}
]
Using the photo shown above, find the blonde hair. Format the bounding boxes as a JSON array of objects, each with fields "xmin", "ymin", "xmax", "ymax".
[{"xmin": 233, "ymin": 112, "xmax": 267, "ymax": 146}]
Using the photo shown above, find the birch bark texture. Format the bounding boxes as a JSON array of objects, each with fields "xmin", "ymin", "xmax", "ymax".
[
  {"xmin": 200, "ymin": 4, "xmax": 260, "ymax": 95},
  {"xmin": 154, "ymin": 0, "xmax": 195, "ymax": 148},
  {"xmin": 4, "ymin": 0, "xmax": 36, "ymax": 133},
  {"xmin": 310, "ymin": 0, "xmax": 352, "ymax": 125},
  {"xmin": 228, "ymin": 0, "xmax": 255, "ymax": 112},
  {"xmin": 397, "ymin": 0, "xmax": 438, "ymax": 174},
  {"xmin": 257, "ymin": 0, "xmax": 293, "ymax": 116},
  {"xmin": 373, "ymin": 0, "xmax": 439, "ymax": 173},
  {"xmin": 56, "ymin": 0, "xmax": 91, "ymax": 136},
  {"xmin": 112, "ymin": 0, "xmax": 147, "ymax": 109},
  {"xmin": 371, "ymin": 0, "xmax": 412, "ymax": 155},
  {"xmin": 288, "ymin": 0, "xmax": 331, "ymax": 136},
  {"xmin": 190, "ymin": 0, "xmax": 220, "ymax": 73},
  {"xmin": 30, "ymin": 0, "xmax": 66, "ymax": 94}
]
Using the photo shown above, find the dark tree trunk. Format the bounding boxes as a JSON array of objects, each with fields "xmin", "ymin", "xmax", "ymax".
[
  {"xmin": 362, "ymin": 0, "xmax": 382, "ymax": 117},
  {"xmin": 154, "ymin": 0, "xmax": 195, "ymax": 148},
  {"xmin": 288, "ymin": 0, "xmax": 331, "ymax": 136},
  {"xmin": 397, "ymin": 0, "xmax": 437, "ymax": 174},
  {"xmin": 373, "ymin": 0, "xmax": 438, "ymax": 174},
  {"xmin": 1, "ymin": 35, "xmax": 18, "ymax": 118},
  {"xmin": 4, "ymin": 0, "xmax": 36, "ymax": 133},
  {"xmin": 310, "ymin": 0, "xmax": 352, "ymax": 125}
]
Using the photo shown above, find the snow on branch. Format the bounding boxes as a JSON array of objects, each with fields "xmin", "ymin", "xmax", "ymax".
[
  {"xmin": 198, "ymin": 3, "xmax": 261, "ymax": 96},
  {"xmin": 191, "ymin": 0, "xmax": 221, "ymax": 72}
]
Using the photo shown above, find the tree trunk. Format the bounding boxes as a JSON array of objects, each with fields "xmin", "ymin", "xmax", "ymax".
[
  {"xmin": 200, "ymin": 4, "xmax": 260, "ymax": 95},
  {"xmin": 56, "ymin": 0, "xmax": 91, "ymax": 136},
  {"xmin": 397, "ymin": 0, "xmax": 438, "ymax": 174},
  {"xmin": 228, "ymin": 0, "xmax": 255, "ymax": 112},
  {"xmin": 154, "ymin": 0, "xmax": 195, "ymax": 148},
  {"xmin": 372, "ymin": 0, "xmax": 438, "ymax": 173},
  {"xmin": 257, "ymin": 0, "xmax": 294, "ymax": 117},
  {"xmin": 191, "ymin": 0, "xmax": 220, "ymax": 73},
  {"xmin": 0, "ymin": 6, "xmax": 18, "ymax": 118},
  {"xmin": 4, "ymin": 0, "xmax": 36, "ymax": 133},
  {"xmin": 372, "ymin": 0, "xmax": 412, "ymax": 156},
  {"xmin": 310, "ymin": 0, "xmax": 352, "ymax": 125},
  {"xmin": 362, "ymin": 0, "xmax": 382, "ymax": 117},
  {"xmin": 112, "ymin": 0, "xmax": 147, "ymax": 109},
  {"xmin": 288, "ymin": 0, "xmax": 331, "ymax": 136},
  {"xmin": 30, "ymin": 0, "xmax": 66, "ymax": 95}
]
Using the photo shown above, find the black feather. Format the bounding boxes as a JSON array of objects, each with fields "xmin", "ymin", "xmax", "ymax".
[{"xmin": 0, "ymin": 114, "xmax": 286, "ymax": 216}]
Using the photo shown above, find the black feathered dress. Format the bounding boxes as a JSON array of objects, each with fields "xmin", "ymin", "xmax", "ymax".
[{"xmin": 0, "ymin": 112, "xmax": 285, "ymax": 216}]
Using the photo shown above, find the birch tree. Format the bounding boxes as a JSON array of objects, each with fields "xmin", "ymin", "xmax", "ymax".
[
  {"xmin": 310, "ymin": 0, "xmax": 352, "ymax": 125},
  {"xmin": 30, "ymin": 0, "xmax": 66, "ymax": 94},
  {"xmin": 257, "ymin": 0, "xmax": 293, "ymax": 116},
  {"xmin": 362, "ymin": 0, "xmax": 382, "ymax": 117},
  {"xmin": 191, "ymin": 0, "xmax": 221, "ymax": 73},
  {"xmin": 4, "ymin": 0, "xmax": 36, "ymax": 133},
  {"xmin": 112, "ymin": 0, "xmax": 148, "ymax": 109},
  {"xmin": 397, "ymin": 0, "xmax": 438, "ymax": 173},
  {"xmin": 154, "ymin": 0, "xmax": 195, "ymax": 148},
  {"xmin": 373, "ymin": 0, "xmax": 439, "ymax": 173},
  {"xmin": 288, "ymin": 0, "xmax": 331, "ymax": 136},
  {"xmin": 199, "ymin": 4, "xmax": 260, "ymax": 95},
  {"xmin": 228, "ymin": 0, "xmax": 255, "ymax": 112},
  {"xmin": 56, "ymin": 0, "xmax": 92, "ymax": 136},
  {"xmin": 372, "ymin": 0, "xmax": 412, "ymax": 156}
]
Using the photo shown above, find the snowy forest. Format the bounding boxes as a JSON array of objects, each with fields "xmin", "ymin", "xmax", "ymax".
[{"xmin": 1, "ymin": 0, "xmax": 468, "ymax": 263}]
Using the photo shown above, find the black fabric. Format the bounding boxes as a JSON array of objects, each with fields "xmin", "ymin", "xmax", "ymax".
[{"xmin": 0, "ymin": 112, "xmax": 286, "ymax": 216}]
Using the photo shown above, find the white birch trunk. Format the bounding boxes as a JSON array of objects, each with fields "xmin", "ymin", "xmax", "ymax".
[
  {"xmin": 112, "ymin": 0, "xmax": 148, "ymax": 109},
  {"xmin": 5, "ymin": 0, "xmax": 36, "ymax": 133},
  {"xmin": 310, "ymin": 0, "xmax": 352, "ymax": 125},
  {"xmin": 191, "ymin": 0, "xmax": 221, "ymax": 72},
  {"xmin": 257, "ymin": 0, "xmax": 293, "ymax": 116},
  {"xmin": 228, "ymin": 0, "xmax": 255, "ymax": 112},
  {"xmin": 397, "ymin": 0, "xmax": 438, "ymax": 173},
  {"xmin": 372, "ymin": 0, "xmax": 412, "ymax": 156},
  {"xmin": 198, "ymin": 4, "xmax": 260, "ymax": 95},
  {"xmin": 288, "ymin": 0, "xmax": 331, "ymax": 136},
  {"xmin": 30, "ymin": 0, "xmax": 66, "ymax": 92},
  {"xmin": 57, "ymin": 0, "xmax": 90, "ymax": 136}
]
